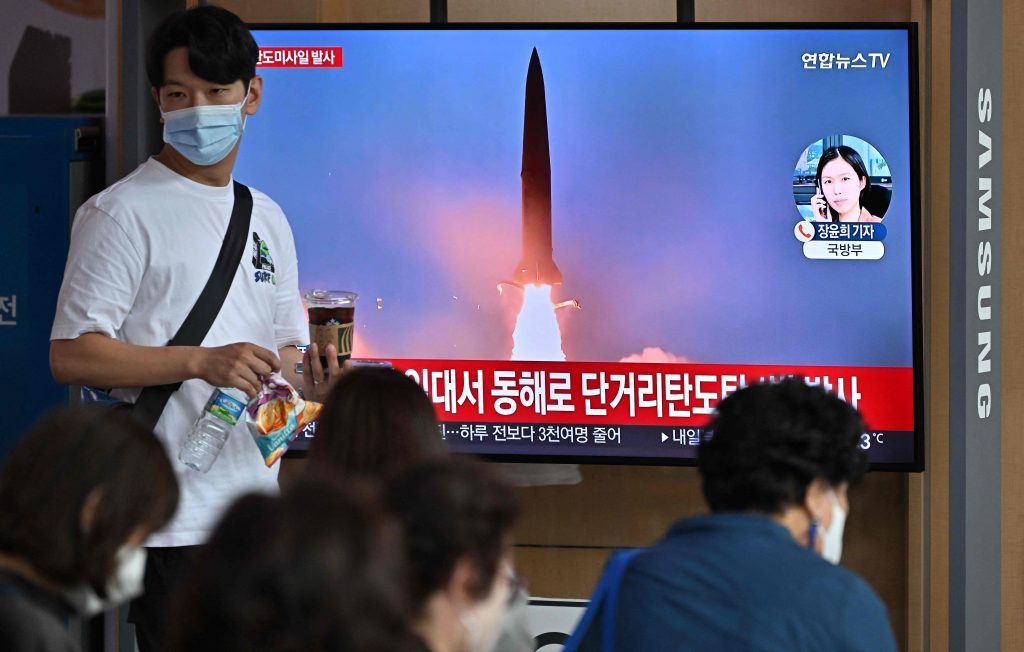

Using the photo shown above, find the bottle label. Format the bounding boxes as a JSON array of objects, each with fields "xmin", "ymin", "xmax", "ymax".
[{"xmin": 206, "ymin": 390, "xmax": 246, "ymax": 426}]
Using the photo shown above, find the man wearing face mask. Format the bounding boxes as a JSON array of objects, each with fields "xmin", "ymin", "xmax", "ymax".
[
  {"xmin": 49, "ymin": 6, "xmax": 308, "ymax": 651},
  {"xmin": 566, "ymin": 379, "xmax": 897, "ymax": 652}
]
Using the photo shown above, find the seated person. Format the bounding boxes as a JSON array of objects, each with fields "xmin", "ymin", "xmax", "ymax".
[
  {"xmin": 385, "ymin": 459, "xmax": 524, "ymax": 652},
  {"xmin": 308, "ymin": 369, "xmax": 532, "ymax": 652},
  {"xmin": 0, "ymin": 408, "xmax": 179, "ymax": 651},
  {"xmin": 166, "ymin": 476, "xmax": 419, "ymax": 652},
  {"xmin": 307, "ymin": 365, "xmax": 447, "ymax": 478},
  {"xmin": 567, "ymin": 378, "xmax": 897, "ymax": 652}
]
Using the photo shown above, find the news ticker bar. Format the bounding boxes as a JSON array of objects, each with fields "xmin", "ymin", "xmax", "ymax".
[{"xmin": 287, "ymin": 421, "xmax": 914, "ymax": 465}]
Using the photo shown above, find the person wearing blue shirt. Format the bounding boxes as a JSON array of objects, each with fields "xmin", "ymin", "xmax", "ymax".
[{"xmin": 567, "ymin": 378, "xmax": 897, "ymax": 652}]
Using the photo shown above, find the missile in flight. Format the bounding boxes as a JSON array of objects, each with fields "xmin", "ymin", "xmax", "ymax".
[{"xmin": 513, "ymin": 48, "xmax": 563, "ymax": 287}]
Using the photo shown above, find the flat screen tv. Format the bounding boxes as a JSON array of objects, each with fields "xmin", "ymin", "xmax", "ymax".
[{"xmin": 237, "ymin": 23, "xmax": 922, "ymax": 469}]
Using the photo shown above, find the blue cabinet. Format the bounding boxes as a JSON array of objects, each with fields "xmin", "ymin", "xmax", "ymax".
[{"xmin": 0, "ymin": 117, "xmax": 103, "ymax": 459}]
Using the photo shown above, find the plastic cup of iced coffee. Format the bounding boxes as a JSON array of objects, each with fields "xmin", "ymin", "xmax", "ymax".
[{"xmin": 305, "ymin": 290, "xmax": 357, "ymax": 368}]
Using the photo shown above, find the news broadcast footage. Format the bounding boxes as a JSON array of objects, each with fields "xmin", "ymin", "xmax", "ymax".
[{"xmin": 238, "ymin": 26, "xmax": 920, "ymax": 466}]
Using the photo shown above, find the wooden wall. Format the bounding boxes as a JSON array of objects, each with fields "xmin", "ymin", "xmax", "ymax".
[
  {"xmin": 205, "ymin": 0, "xmax": 429, "ymax": 22},
  {"xmin": 1002, "ymin": 1, "xmax": 1024, "ymax": 650},
  {"xmin": 919, "ymin": 1, "xmax": 949, "ymax": 649},
  {"xmin": 448, "ymin": 0, "xmax": 673, "ymax": 22},
  {"xmin": 696, "ymin": 0, "xmax": 911, "ymax": 22}
]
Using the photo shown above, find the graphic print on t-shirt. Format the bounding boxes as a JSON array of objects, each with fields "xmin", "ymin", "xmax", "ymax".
[{"xmin": 252, "ymin": 231, "xmax": 276, "ymax": 284}]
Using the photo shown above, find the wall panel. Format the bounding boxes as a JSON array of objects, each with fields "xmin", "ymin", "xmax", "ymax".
[
  {"xmin": 1002, "ymin": 0, "xmax": 1024, "ymax": 649},
  {"xmin": 449, "ymin": 0, "xmax": 673, "ymax": 23},
  {"xmin": 212, "ymin": 0, "xmax": 428, "ymax": 23},
  {"xmin": 697, "ymin": 0, "xmax": 911, "ymax": 22}
]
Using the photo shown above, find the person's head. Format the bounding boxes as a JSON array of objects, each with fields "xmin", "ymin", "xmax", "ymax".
[
  {"xmin": 146, "ymin": 5, "xmax": 262, "ymax": 166},
  {"xmin": 309, "ymin": 366, "xmax": 447, "ymax": 478},
  {"xmin": 0, "ymin": 407, "xmax": 178, "ymax": 604},
  {"xmin": 815, "ymin": 145, "xmax": 871, "ymax": 220},
  {"xmin": 698, "ymin": 378, "xmax": 867, "ymax": 562},
  {"xmin": 167, "ymin": 477, "xmax": 417, "ymax": 652},
  {"xmin": 385, "ymin": 458, "xmax": 520, "ymax": 652}
]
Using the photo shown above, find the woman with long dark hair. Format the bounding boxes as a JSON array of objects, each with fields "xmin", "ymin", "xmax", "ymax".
[
  {"xmin": 308, "ymin": 366, "xmax": 447, "ymax": 478},
  {"xmin": 812, "ymin": 145, "xmax": 883, "ymax": 223}
]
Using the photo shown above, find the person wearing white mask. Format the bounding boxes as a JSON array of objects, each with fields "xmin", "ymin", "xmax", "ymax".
[
  {"xmin": 565, "ymin": 378, "xmax": 897, "ymax": 652},
  {"xmin": 0, "ymin": 408, "xmax": 179, "ymax": 652},
  {"xmin": 384, "ymin": 459, "xmax": 528, "ymax": 652},
  {"xmin": 48, "ymin": 6, "xmax": 310, "ymax": 651}
]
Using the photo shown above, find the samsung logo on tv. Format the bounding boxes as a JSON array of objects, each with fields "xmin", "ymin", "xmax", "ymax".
[{"xmin": 976, "ymin": 87, "xmax": 994, "ymax": 419}]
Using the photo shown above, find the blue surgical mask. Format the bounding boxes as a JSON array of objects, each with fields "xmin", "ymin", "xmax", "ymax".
[{"xmin": 160, "ymin": 87, "xmax": 250, "ymax": 166}]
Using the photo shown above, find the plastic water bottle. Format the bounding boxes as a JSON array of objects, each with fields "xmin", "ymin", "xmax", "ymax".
[{"xmin": 178, "ymin": 388, "xmax": 248, "ymax": 473}]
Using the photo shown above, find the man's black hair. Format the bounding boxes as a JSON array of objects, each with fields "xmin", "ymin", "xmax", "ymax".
[
  {"xmin": 146, "ymin": 5, "xmax": 258, "ymax": 89},
  {"xmin": 698, "ymin": 378, "xmax": 868, "ymax": 514}
]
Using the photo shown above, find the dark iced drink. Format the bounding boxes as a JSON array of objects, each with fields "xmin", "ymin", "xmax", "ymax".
[{"xmin": 305, "ymin": 290, "xmax": 357, "ymax": 366}]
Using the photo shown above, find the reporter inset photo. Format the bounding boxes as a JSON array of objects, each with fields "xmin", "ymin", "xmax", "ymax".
[{"xmin": 793, "ymin": 136, "xmax": 892, "ymax": 223}]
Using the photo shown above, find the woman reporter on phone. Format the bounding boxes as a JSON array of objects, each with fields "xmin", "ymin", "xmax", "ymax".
[{"xmin": 811, "ymin": 146, "xmax": 883, "ymax": 223}]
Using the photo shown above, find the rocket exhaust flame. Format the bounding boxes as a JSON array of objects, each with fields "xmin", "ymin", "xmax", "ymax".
[{"xmin": 511, "ymin": 285, "xmax": 566, "ymax": 361}]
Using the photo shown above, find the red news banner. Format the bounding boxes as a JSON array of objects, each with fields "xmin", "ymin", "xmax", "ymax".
[
  {"xmin": 389, "ymin": 360, "xmax": 914, "ymax": 432},
  {"xmin": 256, "ymin": 47, "xmax": 343, "ymax": 68}
]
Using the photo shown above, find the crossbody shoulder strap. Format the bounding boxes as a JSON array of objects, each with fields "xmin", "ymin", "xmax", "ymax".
[{"xmin": 132, "ymin": 181, "xmax": 254, "ymax": 430}]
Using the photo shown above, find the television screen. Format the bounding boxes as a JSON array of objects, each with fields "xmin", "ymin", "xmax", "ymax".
[{"xmin": 238, "ymin": 24, "xmax": 921, "ymax": 468}]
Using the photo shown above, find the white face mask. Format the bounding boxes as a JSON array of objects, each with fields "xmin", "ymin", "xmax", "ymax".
[
  {"xmin": 492, "ymin": 580, "xmax": 532, "ymax": 652},
  {"xmin": 64, "ymin": 546, "xmax": 147, "ymax": 617},
  {"xmin": 810, "ymin": 490, "xmax": 847, "ymax": 565},
  {"xmin": 458, "ymin": 566, "xmax": 514, "ymax": 652}
]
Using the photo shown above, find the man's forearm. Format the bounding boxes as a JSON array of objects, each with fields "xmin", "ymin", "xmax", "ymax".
[{"xmin": 50, "ymin": 333, "xmax": 200, "ymax": 388}]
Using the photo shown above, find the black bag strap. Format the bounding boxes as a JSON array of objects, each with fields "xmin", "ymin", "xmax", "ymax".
[{"xmin": 132, "ymin": 181, "xmax": 254, "ymax": 430}]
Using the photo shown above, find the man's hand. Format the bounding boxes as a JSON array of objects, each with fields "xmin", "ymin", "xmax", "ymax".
[
  {"xmin": 192, "ymin": 342, "xmax": 280, "ymax": 397},
  {"xmin": 301, "ymin": 342, "xmax": 348, "ymax": 403}
]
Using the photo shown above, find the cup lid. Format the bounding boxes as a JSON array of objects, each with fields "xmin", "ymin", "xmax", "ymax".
[{"xmin": 304, "ymin": 289, "xmax": 358, "ymax": 306}]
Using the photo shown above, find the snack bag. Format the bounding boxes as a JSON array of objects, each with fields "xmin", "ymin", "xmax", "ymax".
[{"xmin": 245, "ymin": 373, "xmax": 322, "ymax": 467}]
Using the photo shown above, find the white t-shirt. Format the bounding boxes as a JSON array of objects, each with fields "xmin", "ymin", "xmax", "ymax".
[{"xmin": 51, "ymin": 158, "xmax": 307, "ymax": 547}]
